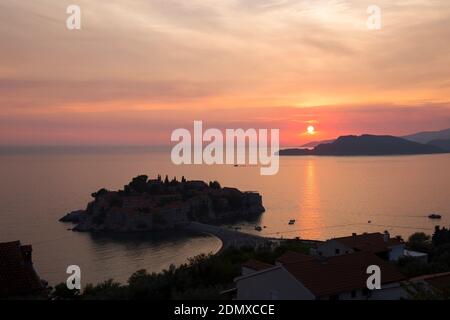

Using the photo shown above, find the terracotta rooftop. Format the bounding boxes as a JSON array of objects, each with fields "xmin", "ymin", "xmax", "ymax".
[
  {"xmin": 0, "ymin": 241, "xmax": 44, "ymax": 298},
  {"xmin": 332, "ymin": 232, "xmax": 403, "ymax": 253},
  {"xmin": 280, "ymin": 252, "xmax": 406, "ymax": 297},
  {"xmin": 276, "ymin": 251, "xmax": 316, "ymax": 265},
  {"xmin": 242, "ymin": 259, "xmax": 273, "ymax": 271}
]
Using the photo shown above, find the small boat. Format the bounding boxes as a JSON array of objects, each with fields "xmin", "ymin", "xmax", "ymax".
[
  {"xmin": 288, "ymin": 219, "xmax": 296, "ymax": 225},
  {"xmin": 428, "ymin": 213, "xmax": 442, "ymax": 219},
  {"xmin": 254, "ymin": 226, "xmax": 262, "ymax": 231}
]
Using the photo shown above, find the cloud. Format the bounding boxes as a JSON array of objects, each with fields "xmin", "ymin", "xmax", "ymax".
[
  {"xmin": 0, "ymin": 0, "xmax": 449, "ymax": 144},
  {"xmin": 1, "ymin": 102, "xmax": 449, "ymax": 146}
]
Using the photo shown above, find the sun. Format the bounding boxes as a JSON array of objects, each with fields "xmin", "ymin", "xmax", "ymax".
[{"xmin": 307, "ymin": 125, "xmax": 315, "ymax": 135}]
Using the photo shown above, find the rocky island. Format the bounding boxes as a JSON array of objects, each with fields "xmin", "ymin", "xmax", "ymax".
[{"xmin": 60, "ymin": 175, "xmax": 265, "ymax": 232}]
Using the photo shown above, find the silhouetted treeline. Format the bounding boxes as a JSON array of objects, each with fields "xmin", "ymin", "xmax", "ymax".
[{"xmin": 398, "ymin": 226, "xmax": 450, "ymax": 278}]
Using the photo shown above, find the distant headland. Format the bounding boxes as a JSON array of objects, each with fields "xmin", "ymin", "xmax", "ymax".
[
  {"xmin": 60, "ymin": 175, "xmax": 265, "ymax": 232},
  {"xmin": 279, "ymin": 134, "xmax": 449, "ymax": 156}
]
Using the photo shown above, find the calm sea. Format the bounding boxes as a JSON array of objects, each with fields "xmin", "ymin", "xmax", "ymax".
[{"xmin": 0, "ymin": 147, "xmax": 449, "ymax": 285}]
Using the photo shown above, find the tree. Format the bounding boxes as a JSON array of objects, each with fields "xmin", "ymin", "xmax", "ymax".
[
  {"xmin": 407, "ymin": 232, "xmax": 431, "ymax": 253},
  {"xmin": 170, "ymin": 176, "xmax": 179, "ymax": 186},
  {"xmin": 91, "ymin": 188, "xmax": 108, "ymax": 199},
  {"xmin": 128, "ymin": 175, "xmax": 148, "ymax": 193},
  {"xmin": 82, "ymin": 279, "xmax": 126, "ymax": 300},
  {"xmin": 51, "ymin": 282, "xmax": 80, "ymax": 300},
  {"xmin": 209, "ymin": 181, "xmax": 221, "ymax": 189},
  {"xmin": 432, "ymin": 226, "xmax": 450, "ymax": 247}
]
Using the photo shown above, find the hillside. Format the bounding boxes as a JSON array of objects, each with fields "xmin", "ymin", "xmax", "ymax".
[
  {"xmin": 403, "ymin": 128, "xmax": 450, "ymax": 144},
  {"xmin": 279, "ymin": 134, "xmax": 446, "ymax": 156},
  {"xmin": 427, "ymin": 139, "xmax": 450, "ymax": 152}
]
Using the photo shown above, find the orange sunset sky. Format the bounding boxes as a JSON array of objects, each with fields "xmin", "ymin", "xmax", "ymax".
[{"xmin": 0, "ymin": 0, "xmax": 449, "ymax": 147}]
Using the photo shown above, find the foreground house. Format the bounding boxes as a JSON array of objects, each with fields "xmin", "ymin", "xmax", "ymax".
[
  {"xmin": 0, "ymin": 241, "xmax": 47, "ymax": 299},
  {"xmin": 315, "ymin": 232, "xmax": 405, "ymax": 261},
  {"xmin": 235, "ymin": 251, "xmax": 407, "ymax": 300}
]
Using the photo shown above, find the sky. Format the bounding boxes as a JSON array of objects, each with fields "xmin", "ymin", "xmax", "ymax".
[{"xmin": 0, "ymin": 0, "xmax": 449, "ymax": 146}]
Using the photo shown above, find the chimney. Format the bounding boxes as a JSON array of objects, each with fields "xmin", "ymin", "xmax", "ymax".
[
  {"xmin": 352, "ymin": 233, "xmax": 357, "ymax": 237},
  {"xmin": 20, "ymin": 245, "xmax": 33, "ymax": 265},
  {"xmin": 383, "ymin": 231, "xmax": 390, "ymax": 243}
]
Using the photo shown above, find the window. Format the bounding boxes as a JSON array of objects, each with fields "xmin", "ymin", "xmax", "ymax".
[
  {"xmin": 329, "ymin": 294, "xmax": 339, "ymax": 301},
  {"xmin": 351, "ymin": 290, "xmax": 356, "ymax": 298},
  {"xmin": 335, "ymin": 249, "xmax": 340, "ymax": 254}
]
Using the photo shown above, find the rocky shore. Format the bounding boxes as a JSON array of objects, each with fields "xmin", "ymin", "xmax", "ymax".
[{"xmin": 60, "ymin": 175, "xmax": 265, "ymax": 232}]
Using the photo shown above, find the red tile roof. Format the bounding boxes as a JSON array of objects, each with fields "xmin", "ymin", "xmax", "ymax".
[
  {"xmin": 242, "ymin": 259, "xmax": 273, "ymax": 271},
  {"xmin": 333, "ymin": 232, "xmax": 403, "ymax": 253},
  {"xmin": 281, "ymin": 252, "xmax": 406, "ymax": 297},
  {"xmin": 276, "ymin": 251, "xmax": 316, "ymax": 264},
  {"xmin": 0, "ymin": 241, "xmax": 44, "ymax": 298}
]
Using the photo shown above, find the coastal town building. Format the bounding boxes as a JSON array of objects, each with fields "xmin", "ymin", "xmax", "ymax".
[
  {"xmin": 315, "ymin": 231, "xmax": 405, "ymax": 261},
  {"xmin": 61, "ymin": 175, "xmax": 265, "ymax": 232},
  {"xmin": 235, "ymin": 251, "xmax": 408, "ymax": 300},
  {"xmin": 0, "ymin": 241, "xmax": 47, "ymax": 299}
]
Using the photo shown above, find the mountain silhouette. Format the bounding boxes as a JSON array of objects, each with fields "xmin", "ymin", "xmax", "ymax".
[
  {"xmin": 403, "ymin": 128, "xmax": 450, "ymax": 144},
  {"xmin": 279, "ymin": 134, "xmax": 447, "ymax": 156},
  {"xmin": 300, "ymin": 139, "xmax": 335, "ymax": 148},
  {"xmin": 427, "ymin": 139, "xmax": 450, "ymax": 152}
]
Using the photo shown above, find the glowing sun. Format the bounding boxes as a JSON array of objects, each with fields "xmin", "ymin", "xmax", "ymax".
[{"xmin": 307, "ymin": 125, "xmax": 315, "ymax": 135}]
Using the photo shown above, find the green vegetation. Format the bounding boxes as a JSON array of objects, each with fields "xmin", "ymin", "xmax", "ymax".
[
  {"xmin": 91, "ymin": 188, "xmax": 108, "ymax": 199},
  {"xmin": 398, "ymin": 226, "xmax": 450, "ymax": 278},
  {"xmin": 51, "ymin": 241, "xmax": 310, "ymax": 300},
  {"xmin": 110, "ymin": 194, "xmax": 124, "ymax": 208},
  {"xmin": 406, "ymin": 232, "xmax": 431, "ymax": 253},
  {"xmin": 127, "ymin": 175, "xmax": 149, "ymax": 193},
  {"xmin": 403, "ymin": 281, "xmax": 450, "ymax": 300},
  {"xmin": 209, "ymin": 181, "xmax": 221, "ymax": 189}
]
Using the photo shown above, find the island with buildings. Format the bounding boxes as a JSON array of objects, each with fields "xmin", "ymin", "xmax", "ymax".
[{"xmin": 60, "ymin": 175, "xmax": 265, "ymax": 232}]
